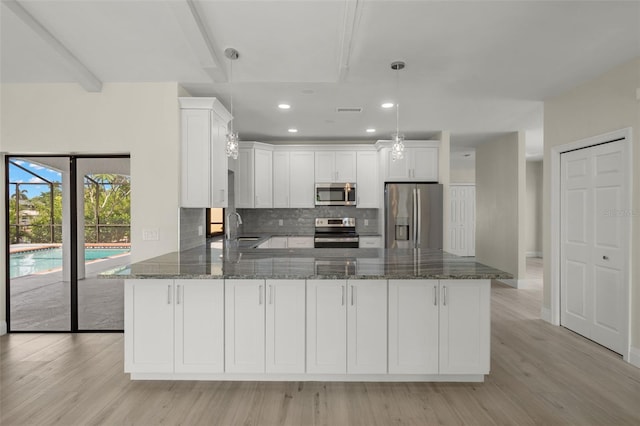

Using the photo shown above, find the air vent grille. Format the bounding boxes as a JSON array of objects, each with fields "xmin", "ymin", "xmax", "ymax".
[{"xmin": 336, "ymin": 107, "xmax": 363, "ymax": 113}]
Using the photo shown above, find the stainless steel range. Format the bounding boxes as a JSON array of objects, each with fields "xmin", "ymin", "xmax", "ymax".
[{"xmin": 314, "ymin": 217, "xmax": 359, "ymax": 248}]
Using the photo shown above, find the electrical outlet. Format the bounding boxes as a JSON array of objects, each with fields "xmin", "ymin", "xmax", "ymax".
[
  {"xmin": 142, "ymin": 228, "xmax": 159, "ymax": 241},
  {"xmin": 364, "ymin": 219, "xmax": 369, "ymax": 226},
  {"xmin": 198, "ymin": 225, "xmax": 204, "ymax": 236},
  {"xmin": 279, "ymin": 219, "xmax": 283, "ymax": 226}
]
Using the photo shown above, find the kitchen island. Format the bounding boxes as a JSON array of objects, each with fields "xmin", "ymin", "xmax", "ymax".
[{"xmin": 116, "ymin": 245, "xmax": 511, "ymax": 382}]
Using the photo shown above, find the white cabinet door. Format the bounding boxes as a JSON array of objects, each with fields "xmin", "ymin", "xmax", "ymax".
[
  {"xmin": 386, "ymin": 149, "xmax": 410, "ymax": 180},
  {"xmin": 335, "ymin": 151, "xmax": 357, "ymax": 182},
  {"xmin": 356, "ymin": 151, "xmax": 379, "ymax": 208},
  {"xmin": 289, "ymin": 151, "xmax": 315, "ymax": 207},
  {"xmin": 273, "ymin": 151, "xmax": 290, "ymax": 207},
  {"xmin": 124, "ymin": 280, "xmax": 174, "ymax": 373},
  {"xmin": 225, "ymin": 280, "xmax": 266, "ymax": 373},
  {"xmin": 439, "ymin": 280, "xmax": 490, "ymax": 375},
  {"xmin": 181, "ymin": 109, "xmax": 212, "ymax": 208},
  {"xmin": 287, "ymin": 236, "xmax": 313, "ymax": 248},
  {"xmin": 254, "ymin": 148, "xmax": 273, "ymax": 208},
  {"xmin": 209, "ymin": 111, "xmax": 229, "ymax": 206},
  {"xmin": 174, "ymin": 280, "xmax": 224, "ymax": 374},
  {"xmin": 314, "ymin": 152, "xmax": 335, "ymax": 183},
  {"xmin": 358, "ymin": 236, "xmax": 381, "ymax": 248},
  {"xmin": 266, "ymin": 280, "xmax": 306, "ymax": 373},
  {"xmin": 412, "ymin": 147, "xmax": 439, "ymax": 181},
  {"xmin": 388, "ymin": 280, "xmax": 439, "ymax": 374},
  {"xmin": 347, "ymin": 280, "xmax": 387, "ymax": 374},
  {"xmin": 307, "ymin": 280, "xmax": 347, "ymax": 374},
  {"xmin": 236, "ymin": 148, "xmax": 254, "ymax": 208}
]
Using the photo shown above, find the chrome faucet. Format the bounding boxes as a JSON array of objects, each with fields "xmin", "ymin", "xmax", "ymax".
[{"xmin": 226, "ymin": 211, "xmax": 243, "ymax": 240}]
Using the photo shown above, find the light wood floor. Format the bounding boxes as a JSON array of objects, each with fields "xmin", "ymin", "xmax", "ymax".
[{"xmin": 2, "ymin": 259, "xmax": 640, "ymax": 425}]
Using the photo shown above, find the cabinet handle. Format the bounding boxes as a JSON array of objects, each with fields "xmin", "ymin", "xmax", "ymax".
[
  {"xmin": 167, "ymin": 284, "xmax": 172, "ymax": 305},
  {"xmin": 269, "ymin": 285, "xmax": 273, "ymax": 304},
  {"xmin": 341, "ymin": 285, "xmax": 345, "ymax": 306},
  {"xmin": 443, "ymin": 286, "xmax": 447, "ymax": 306},
  {"xmin": 177, "ymin": 285, "xmax": 181, "ymax": 305},
  {"xmin": 433, "ymin": 285, "xmax": 438, "ymax": 306}
]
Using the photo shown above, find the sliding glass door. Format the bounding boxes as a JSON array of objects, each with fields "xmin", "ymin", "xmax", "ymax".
[{"xmin": 5, "ymin": 155, "xmax": 130, "ymax": 332}]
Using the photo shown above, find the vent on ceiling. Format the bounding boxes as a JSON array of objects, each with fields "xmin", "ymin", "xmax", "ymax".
[{"xmin": 336, "ymin": 107, "xmax": 363, "ymax": 113}]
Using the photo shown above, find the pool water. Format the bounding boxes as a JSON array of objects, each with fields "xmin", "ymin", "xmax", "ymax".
[{"xmin": 10, "ymin": 248, "xmax": 130, "ymax": 278}]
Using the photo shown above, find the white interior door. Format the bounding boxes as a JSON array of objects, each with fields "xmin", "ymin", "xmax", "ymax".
[
  {"xmin": 561, "ymin": 139, "xmax": 630, "ymax": 355},
  {"xmin": 449, "ymin": 185, "xmax": 476, "ymax": 256}
]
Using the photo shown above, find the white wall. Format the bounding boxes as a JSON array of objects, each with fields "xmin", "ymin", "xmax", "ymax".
[
  {"xmin": 475, "ymin": 131, "xmax": 526, "ymax": 282},
  {"xmin": 543, "ymin": 57, "xmax": 640, "ymax": 350},
  {"xmin": 450, "ymin": 154, "xmax": 476, "ymax": 183},
  {"xmin": 1, "ymin": 83, "xmax": 183, "ymax": 332},
  {"xmin": 526, "ymin": 160, "xmax": 543, "ymax": 257}
]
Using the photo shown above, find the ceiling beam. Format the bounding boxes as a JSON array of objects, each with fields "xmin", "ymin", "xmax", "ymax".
[
  {"xmin": 337, "ymin": 0, "xmax": 363, "ymax": 82},
  {"xmin": 3, "ymin": 0, "xmax": 102, "ymax": 92},
  {"xmin": 169, "ymin": 0, "xmax": 227, "ymax": 82}
]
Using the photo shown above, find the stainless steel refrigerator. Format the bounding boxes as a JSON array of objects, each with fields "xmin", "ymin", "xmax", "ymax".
[{"xmin": 385, "ymin": 183, "xmax": 443, "ymax": 249}]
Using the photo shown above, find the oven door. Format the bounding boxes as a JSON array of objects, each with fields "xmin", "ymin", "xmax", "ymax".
[{"xmin": 314, "ymin": 236, "xmax": 359, "ymax": 248}]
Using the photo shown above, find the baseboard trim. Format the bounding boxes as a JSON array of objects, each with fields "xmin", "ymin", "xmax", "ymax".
[
  {"xmin": 497, "ymin": 279, "xmax": 520, "ymax": 288},
  {"xmin": 526, "ymin": 251, "xmax": 543, "ymax": 258},
  {"xmin": 0, "ymin": 320, "xmax": 7, "ymax": 336},
  {"xmin": 630, "ymin": 347, "xmax": 640, "ymax": 369},
  {"xmin": 540, "ymin": 307, "xmax": 552, "ymax": 323}
]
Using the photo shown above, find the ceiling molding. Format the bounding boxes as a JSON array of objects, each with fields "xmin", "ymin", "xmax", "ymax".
[
  {"xmin": 169, "ymin": 0, "xmax": 227, "ymax": 82},
  {"xmin": 337, "ymin": 0, "xmax": 363, "ymax": 82},
  {"xmin": 3, "ymin": 0, "xmax": 102, "ymax": 92}
]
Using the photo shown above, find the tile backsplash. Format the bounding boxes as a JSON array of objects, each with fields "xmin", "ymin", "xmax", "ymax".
[{"xmin": 237, "ymin": 207, "xmax": 379, "ymax": 235}]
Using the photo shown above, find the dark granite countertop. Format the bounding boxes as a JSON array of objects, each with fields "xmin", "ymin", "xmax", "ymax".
[{"xmin": 103, "ymin": 245, "xmax": 512, "ymax": 280}]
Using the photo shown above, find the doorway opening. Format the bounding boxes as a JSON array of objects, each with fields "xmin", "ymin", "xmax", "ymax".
[{"xmin": 5, "ymin": 155, "xmax": 130, "ymax": 332}]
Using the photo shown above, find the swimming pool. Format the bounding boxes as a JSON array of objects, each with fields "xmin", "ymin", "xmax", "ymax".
[{"xmin": 10, "ymin": 247, "xmax": 130, "ymax": 278}]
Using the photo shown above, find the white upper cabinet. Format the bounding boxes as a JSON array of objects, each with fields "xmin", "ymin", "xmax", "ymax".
[
  {"xmin": 272, "ymin": 151, "xmax": 290, "ymax": 208},
  {"xmin": 179, "ymin": 98, "xmax": 232, "ymax": 208},
  {"xmin": 315, "ymin": 151, "xmax": 357, "ymax": 183},
  {"xmin": 356, "ymin": 151, "xmax": 379, "ymax": 208},
  {"xmin": 289, "ymin": 151, "xmax": 315, "ymax": 207},
  {"xmin": 236, "ymin": 144, "xmax": 273, "ymax": 208},
  {"xmin": 384, "ymin": 144, "xmax": 439, "ymax": 182}
]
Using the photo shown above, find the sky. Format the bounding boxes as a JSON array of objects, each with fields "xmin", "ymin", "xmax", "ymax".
[{"xmin": 8, "ymin": 159, "xmax": 62, "ymax": 198}]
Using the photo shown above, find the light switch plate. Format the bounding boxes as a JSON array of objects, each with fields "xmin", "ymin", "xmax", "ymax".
[
  {"xmin": 364, "ymin": 219, "xmax": 369, "ymax": 226},
  {"xmin": 142, "ymin": 228, "xmax": 159, "ymax": 241},
  {"xmin": 279, "ymin": 219, "xmax": 283, "ymax": 226},
  {"xmin": 198, "ymin": 225, "xmax": 204, "ymax": 236}
]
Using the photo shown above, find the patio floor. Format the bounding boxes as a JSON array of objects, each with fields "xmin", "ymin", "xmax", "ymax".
[{"xmin": 9, "ymin": 254, "xmax": 129, "ymax": 331}]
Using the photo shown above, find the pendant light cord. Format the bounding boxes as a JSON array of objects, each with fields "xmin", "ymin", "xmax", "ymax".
[
  {"xmin": 229, "ymin": 58, "xmax": 234, "ymax": 134},
  {"xmin": 395, "ymin": 65, "xmax": 400, "ymax": 137}
]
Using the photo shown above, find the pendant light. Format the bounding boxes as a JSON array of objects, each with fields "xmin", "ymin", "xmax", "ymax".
[
  {"xmin": 225, "ymin": 47, "xmax": 240, "ymax": 159},
  {"xmin": 390, "ymin": 60, "xmax": 405, "ymax": 161}
]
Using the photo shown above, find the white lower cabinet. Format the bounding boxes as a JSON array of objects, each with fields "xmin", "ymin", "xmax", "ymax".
[
  {"xmin": 388, "ymin": 279, "xmax": 490, "ymax": 375},
  {"xmin": 306, "ymin": 280, "xmax": 347, "ymax": 374},
  {"xmin": 307, "ymin": 279, "xmax": 388, "ymax": 374},
  {"xmin": 125, "ymin": 279, "xmax": 224, "ymax": 374},
  {"xmin": 439, "ymin": 280, "xmax": 490, "ymax": 375},
  {"xmin": 388, "ymin": 280, "xmax": 439, "ymax": 374},
  {"xmin": 225, "ymin": 279, "xmax": 265, "ymax": 373},
  {"xmin": 174, "ymin": 280, "xmax": 224, "ymax": 373},
  {"xmin": 347, "ymin": 280, "xmax": 387, "ymax": 374},
  {"xmin": 266, "ymin": 280, "xmax": 306, "ymax": 373}
]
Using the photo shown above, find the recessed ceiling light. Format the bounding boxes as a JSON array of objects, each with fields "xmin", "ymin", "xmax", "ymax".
[
  {"xmin": 381, "ymin": 102, "xmax": 394, "ymax": 109},
  {"xmin": 278, "ymin": 103, "xmax": 291, "ymax": 110},
  {"xmin": 366, "ymin": 128, "xmax": 376, "ymax": 133},
  {"xmin": 288, "ymin": 128, "xmax": 298, "ymax": 133}
]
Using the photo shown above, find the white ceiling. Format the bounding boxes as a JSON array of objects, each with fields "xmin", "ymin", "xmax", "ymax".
[{"xmin": 2, "ymin": 1, "xmax": 640, "ymax": 159}]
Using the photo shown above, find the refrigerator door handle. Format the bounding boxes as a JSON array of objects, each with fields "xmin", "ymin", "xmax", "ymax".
[
  {"xmin": 416, "ymin": 188, "xmax": 422, "ymax": 248},
  {"xmin": 412, "ymin": 188, "xmax": 418, "ymax": 248}
]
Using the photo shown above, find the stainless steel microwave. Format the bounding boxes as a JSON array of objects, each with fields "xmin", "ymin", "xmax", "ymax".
[{"xmin": 315, "ymin": 183, "xmax": 357, "ymax": 206}]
